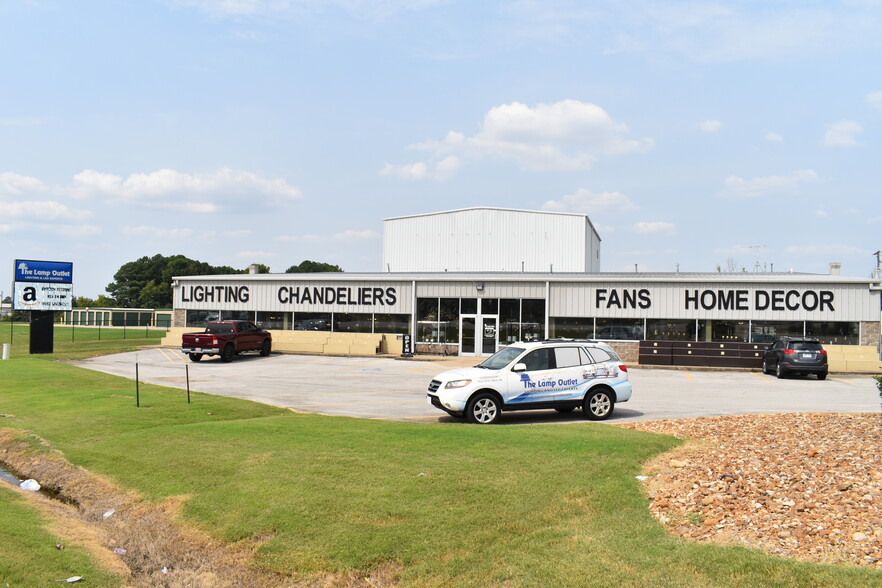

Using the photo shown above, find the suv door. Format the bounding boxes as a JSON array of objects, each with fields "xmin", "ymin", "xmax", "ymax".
[{"xmin": 503, "ymin": 346, "xmax": 587, "ymax": 406}]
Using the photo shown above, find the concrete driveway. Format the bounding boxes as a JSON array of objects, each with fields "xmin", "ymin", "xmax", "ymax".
[{"xmin": 72, "ymin": 349, "xmax": 882, "ymax": 425}]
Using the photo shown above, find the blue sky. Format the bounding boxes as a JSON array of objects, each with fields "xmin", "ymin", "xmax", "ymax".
[{"xmin": 2, "ymin": 0, "xmax": 881, "ymax": 298}]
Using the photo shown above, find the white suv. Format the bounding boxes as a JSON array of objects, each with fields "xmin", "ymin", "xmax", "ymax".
[{"xmin": 427, "ymin": 340, "xmax": 632, "ymax": 424}]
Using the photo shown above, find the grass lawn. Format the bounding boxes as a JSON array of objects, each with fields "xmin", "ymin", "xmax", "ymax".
[{"xmin": 1, "ymin": 339, "xmax": 880, "ymax": 586}]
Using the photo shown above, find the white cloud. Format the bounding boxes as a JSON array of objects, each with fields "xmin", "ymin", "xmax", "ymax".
[
  {"xmin": 540, "ymin": 188, "xmax": 639, "ymax": 214},
  {"xmin": 122, "ymin": 226, "xmax": 196, "ymax": 240},
  {"xmin": 0, "ymin": 172, "xmax": 50, "ymax": 196},
  {"xmin": 824, "ymin": 120, "xmax": 863, "ymax": 147},
  {"xmin": 50, "ymin": 224, "xmax": 103, "ymax": 238},
  {"xmin": 0, "ymin": 167, "xmax": 301, "ymax": 215},
  {"xmin": 236, "ymin": 250, "xmax": 276, "ymax": 258},
  {"xmin": 700, "ymin": 120, "xmax": 722, "ymax": 132},
  {"xmin": 866, "ymin": 91, "xmax": 882, "ymax": 109},
  {"xmin": 333, "ymin": 229, "xmax": 381, "ymax": 240},
  {"xmin": 0, "ymin": 200, "xmax": 92, "ymax": 221},
  {"xmin": 385, "ymin": 100, "xmax": 652, "ymax": 180},
  {"xmin": 380, "ymin": 157, "xmax": 459, "ymax": 182},
  {"xmin": 171, "ymin": 0, "xmax": 445, "ymax": 19},
  {"xmin": 634, "ymin": 221, "xmax": 676, "ymax": 235},
  {"xmin": 765, "ymin": 131, "xmax": 783, "ymax": 142},
  {"xmin": 720, "ymin": 169, "xmax": 818, "ymax": 199},
  {"xmin": 785, "ymin": 244, "xmax": 866, "ymax": 257}
]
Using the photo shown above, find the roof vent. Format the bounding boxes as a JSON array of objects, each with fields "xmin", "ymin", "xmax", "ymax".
[{"xmin": 828, "ymin": 262, "xmax": 842, "ymax": 276}]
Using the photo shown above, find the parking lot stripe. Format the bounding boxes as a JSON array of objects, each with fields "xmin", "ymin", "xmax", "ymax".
[
  {"xmin": 684, "ymin": 371, "xmax": 693, "ymax": 382},
  {"xmin": 752, "ymin": 372, "xmax": 773, "ymax": 382},
  {"xmin": 829, "ymin": 378, "xmax": 853, "ymax": 385},
  {"xmin": 156, "ymin": 348, "xmax": 184, "ymax": 363}
]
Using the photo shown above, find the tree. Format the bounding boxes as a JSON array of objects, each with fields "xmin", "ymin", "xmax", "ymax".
[
  {"xmin": 106, "ymin": 254, "xmax": 247, "ymax": 308},
  {"xmin": 285, "ymin": 260, "xmax": 343, "ymax": 273}
]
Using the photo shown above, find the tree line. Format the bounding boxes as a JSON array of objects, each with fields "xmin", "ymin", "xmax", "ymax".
[{"xmin": 73, "ymin": 255, "xmax": 343, "ymax": 309}]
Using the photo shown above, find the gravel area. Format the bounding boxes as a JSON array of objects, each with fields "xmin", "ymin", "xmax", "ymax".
[{"xmin": 620, "ymin": 413, "xmax": 882, "ymax": 569}]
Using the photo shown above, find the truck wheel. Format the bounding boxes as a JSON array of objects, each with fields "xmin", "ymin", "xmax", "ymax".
[
  {"xmin": 188, "ymin": 353, "xmax": 203, "ymax": 362},
  {"xmin": 260, "ymin": 339, "xmax": 271, "ymax": 357},
  {"xmin": 221, "ymin": 344, "xmax": 235, "ymax": 363}
]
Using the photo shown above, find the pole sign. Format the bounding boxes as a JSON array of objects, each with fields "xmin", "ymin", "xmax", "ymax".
[{"xmin": 12, "ymin": 259, "xmax": 74, "ymax": 311}]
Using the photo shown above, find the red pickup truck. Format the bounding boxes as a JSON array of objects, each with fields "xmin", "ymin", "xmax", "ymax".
[{"xmin": 181, "ymin": 320, "xmax": 272, "ymax": 362}]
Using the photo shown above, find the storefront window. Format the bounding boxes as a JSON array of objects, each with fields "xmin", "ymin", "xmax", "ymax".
[
  {"xmin": 461, "ymin": 298, "xmax": 478, "ymax": 314},
  {"xmin": 440, "ymin": 298, "xmax": 459, "ymax": 321},
  {"xmin": 293, "ymin": 313, "xmax": 331, "ymax": 331},
  {"xmin": 221, "ymin": 310, "xmax": 254, "ymax": 322},
  {"xmin": 257, "ymin": 312, "xmax": 290, "ymax": 330},
  {"xmin": 549, "ymin": 317, "xmax": 594, "ymax": 339},
  {"xmin": 374, "ymin": 314, "xmax": 410, "ymax": 335},
  {"xmin": 481, "ymin": 298, "xmax": 499, "ymax": 314},
  {"xmin": 806, "ymin": 321, "xmax": 859, "ymax": 345},
  {"xmin": 646, "ymin": 319, "xmax": 696, "ymax": 341},
  {"xmin": 750, "ymin": 321, "xmax": 802, "ymax": 344},
  {"xmin": 334, "ymin": 313, "xmax": 374, "ymax": 333},
  {"xmin": 521, "ymin": 299, "xmax": 545, "ymax": 342},
  {"xmin": 596, "ymin": 318, "xmax": 644, "ymax": 340},
  {"xmin": 710, "ymin": 320, "xmax": 748, "ymax": 342},
  {"xmin": 186, "ymin": 309, "xmax": 219, "ymax": 327},
  {"xmin": 417, "ymin": 298, "xmax": 438, "ymax": 321},
  {"xmin": 499, "ymin": 299, "xmax": 521, "ymax": 344}
]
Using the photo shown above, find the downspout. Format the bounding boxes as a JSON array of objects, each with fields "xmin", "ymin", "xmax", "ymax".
[{"xmin": 545, "ymin": 280, "xmax": 550, "ymax": 340}]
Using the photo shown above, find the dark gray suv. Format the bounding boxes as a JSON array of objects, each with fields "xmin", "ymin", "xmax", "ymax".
[{"xmin": 762, "ymin": 336, "xmax": 828, "ymax": 380}]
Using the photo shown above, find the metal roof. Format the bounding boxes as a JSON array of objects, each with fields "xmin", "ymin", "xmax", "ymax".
[{"xmin": 175, "ymin": 271, "xmax": 879, "ymax": 285}]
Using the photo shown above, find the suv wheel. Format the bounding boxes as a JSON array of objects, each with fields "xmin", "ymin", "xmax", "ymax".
[
  {"xmin": 466, "ymin": 393, "xmax": 500, "ymax": 424},
  {"xmin": 817, "ymin": 372, "xmax": 827, "ymax": 380},
  {"xmin": 584, "ymin": 389, "xmax": 614, "ymax": 421},
  {"xmin": 260, "ymin": 339, "xmax": 271, "ymax": 357},
  {"xmin": 221, "ymin": 344, "xmax": 235, "ymax": 363},
  {"xmin": 775, "ymin": 362, "xmax": 786, "ymax": 379}
]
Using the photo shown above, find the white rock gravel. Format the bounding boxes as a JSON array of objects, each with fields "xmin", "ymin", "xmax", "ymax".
[{"xmin": 620, "ymin": 412, "xmax": 882, "ymax": 569}]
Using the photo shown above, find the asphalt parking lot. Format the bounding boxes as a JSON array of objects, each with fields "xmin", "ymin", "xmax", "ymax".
[{"xmin": 72, "ymin": 349, "xmax": 881, "ymax": 425}]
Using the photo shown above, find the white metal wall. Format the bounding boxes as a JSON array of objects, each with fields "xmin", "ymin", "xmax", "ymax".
[{"xmin": 383, "ymin": 208, "xmax": 600, "ymax": 273}]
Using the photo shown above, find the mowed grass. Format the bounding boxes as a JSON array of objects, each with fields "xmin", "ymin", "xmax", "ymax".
[
  {"xmin": 0, "ymin": 490, "xmax": 123, "ymax": 586},
  {"xmin": 1, "ymin": 349, "xmax": 881, "ymax": 586},
  {"xmin": 0, "ymin": 322, "xmax": 167, "ymax": 361}
]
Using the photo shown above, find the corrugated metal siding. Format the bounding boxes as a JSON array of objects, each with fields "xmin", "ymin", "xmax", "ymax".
[
  {"xmin": 550, "ymin": 281, "xmax": 876, "ymax": 321},
  {"xmin": 416, "ymin": 280, "xmax": 547, "ymax": 299},
  {"xmin": 383, "ymin": 209, "xmax": 598, "ymax": 273}
]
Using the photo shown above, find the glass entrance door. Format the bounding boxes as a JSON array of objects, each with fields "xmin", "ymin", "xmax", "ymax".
[{"xmin": 460, "ymin": 315, "xmax": 499, "ymax": 356}]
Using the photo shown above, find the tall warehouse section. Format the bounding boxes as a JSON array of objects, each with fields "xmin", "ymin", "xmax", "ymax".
[{"xmin": 382, "ymin": 207, "xmax": 601, "ymax": 273}]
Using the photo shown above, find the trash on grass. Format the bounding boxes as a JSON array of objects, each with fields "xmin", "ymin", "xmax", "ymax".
[
  {"xmin": 113, "ymin": 547, "xmax": 127, "ymax": 554},
  {"xmin": 55, "ymin": 577, "xmax": 83, "ymax": 583},
  {"xmin": 55, "ymin": 544, "xmax": 64, "ymax": 550},
  {"xmin": 103, "ymin": 509, "xmax": 115, "ymax": 518},
  {"xmin": 19, "ymin": 479, "xmax": 40, "ymax": 492},
  {"xmin": 635, "ymin": 475, "xmax": 649, "ymax": 481}
]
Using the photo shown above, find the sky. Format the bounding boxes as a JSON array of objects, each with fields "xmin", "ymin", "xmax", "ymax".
[{"xmin": 2, "ymin": 0, "xmax": 881, "ymax": 298}]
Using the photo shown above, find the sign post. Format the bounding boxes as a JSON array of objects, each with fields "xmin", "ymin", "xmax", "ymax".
[{"xmin": 12, "ymin": 260, "xmax": 73, "ymax": 355}]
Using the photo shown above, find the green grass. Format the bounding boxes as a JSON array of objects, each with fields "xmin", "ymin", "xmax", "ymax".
[
  {"xmin": 0, "ymin": 322, "xmax": 167, "ymax": 361},
  {"xmin": 1, "ymin": 353, "xmax": 881, "ymax": 586},
  {"xmin": 0, "ymin": 488, "xmax": 123, "ymax": 586}
]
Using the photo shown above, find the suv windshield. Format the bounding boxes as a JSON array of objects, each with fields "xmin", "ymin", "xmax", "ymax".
[{"xmin": 478, "ymin": 346, "xmax": 524, "ymax": 370}]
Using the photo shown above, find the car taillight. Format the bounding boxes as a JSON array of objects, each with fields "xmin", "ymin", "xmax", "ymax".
[
  {"xmin": 619, "ymin": 364, "xmax": 628, "ymax": 372},
  {"xmin": 782, "ymin": 349, "xmax": 795, "ymax": 354},
  {"xmin": 212, "ymin": 336, "xmax": 218, "ymax": 345},
  {"xmin": 819, "ymin": 350, "xmax": 827, "ymax": 356}
]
